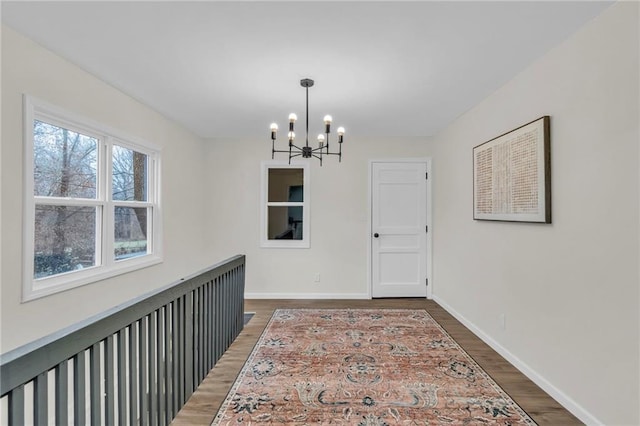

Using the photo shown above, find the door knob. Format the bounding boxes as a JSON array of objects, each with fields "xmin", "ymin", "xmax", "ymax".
[{"xmin": 374, "ymin": 233, "xmax": 379, "ymax": 238}]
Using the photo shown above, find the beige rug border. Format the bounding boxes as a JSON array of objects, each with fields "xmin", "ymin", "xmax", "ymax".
[{"xmin": 212, "ymin": 308, "xmax": 537, "ymax": 425}]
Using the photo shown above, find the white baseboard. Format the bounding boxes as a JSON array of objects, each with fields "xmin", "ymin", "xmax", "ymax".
[
  {"xmin": 432, "ymin": 295, "xmax": 603, "ymax": 426},
  {"xmin": 244, "ymin": 292, "xmax": 370, "ymax": 300}
]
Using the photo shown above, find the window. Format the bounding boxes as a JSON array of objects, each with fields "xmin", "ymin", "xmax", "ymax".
[
  {"xmin": 23, "ymin": 96, "xmax": 161, "ymax": 301},
  {"xmin": 260, "ymin": 162, "xmax": 310, "ymax": 248}
]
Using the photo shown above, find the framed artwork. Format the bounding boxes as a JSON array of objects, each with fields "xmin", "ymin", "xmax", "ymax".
[{"xmin": 473, "ymin": 116, "xmax": 551, "ymax": 223}]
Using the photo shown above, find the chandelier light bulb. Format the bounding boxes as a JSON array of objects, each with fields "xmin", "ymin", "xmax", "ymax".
[
  {"xmin": 317, "ymin": 134, "xmax": 325, "ymax": 143},
  {"xmin": 337, "ymin": 127, "xmax": 345, "ymax": 136},
  {"xmin": 270, "ymin": 123, "xmax": 278, "ymax": 131},
  {"xmin": 289, "ymin": 113, "xmax": 297, "ymax": 123},
  {"xmin": 323, "ymin": 115, "xmax": 333, "ymax": 124},
  {"xmin": 288, "ymin": 131, "xmax": 295, "ymax": 140}
]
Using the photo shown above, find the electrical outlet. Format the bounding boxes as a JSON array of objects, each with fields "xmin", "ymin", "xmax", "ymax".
[
  {"xmin": 314, "ymin": 273, "xmax": 321, "ymax": 282},
  {"xmin": 499, "ymin": 313, "xmax": 506, "ymax": 330}
]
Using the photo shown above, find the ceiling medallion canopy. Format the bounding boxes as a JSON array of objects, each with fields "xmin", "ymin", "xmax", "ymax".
[{"xmin": 270, "ymin": 78, "xmax": 344, "ymax": 165}]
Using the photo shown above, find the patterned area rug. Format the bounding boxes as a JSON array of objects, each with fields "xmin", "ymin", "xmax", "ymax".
[{"xmin": 213, "ymin": 309, "xmax": 536, "ymax": 425}]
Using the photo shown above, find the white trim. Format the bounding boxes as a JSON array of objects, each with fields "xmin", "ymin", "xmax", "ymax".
[
  {"xmin": 150, "ymin": 153, "xmax": 163, "ymax": 261},
  {"xmin": 25, "ymin": 95, "xmax": 162, "ymax": 153},
  {"xmin": 432, "ymin": 295, "xmax": 604, "ymax": 426},
  {"xmin": 425, "ymin": 158, "xmax": 433, "ymax": 299},
  {"xmin": 23, "ymin": 97, "xmax": 36, "ymax": 300},
  {"xmin": 24, "ymin": 257, "xmax": 162, "ymax": 302},
  {"xmin": 367, "ymin": 158, "xmax": 433, "ymax": 299},
  {"xmin": 244, "ymin": 292, "xmax": 370, "ymax": 300},
  {"xmin": 22, "ymin": 95, "xmax": 163, "ymax": 302},
  {"xmin": 366, "ymin": 161, "xmax": 372, "ymax": 299},
  {"xmin": 104, "ymin": 136, "xmax": 115, "ymax": 272},
  {"xmin": 259, "ymin": 160, "xmax": 310, "ymax": 249}
]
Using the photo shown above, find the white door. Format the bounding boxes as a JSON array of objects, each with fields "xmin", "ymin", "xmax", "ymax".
[{"xmin": 371, "ymin": 161, "xmax": 428, "ymax": 298}]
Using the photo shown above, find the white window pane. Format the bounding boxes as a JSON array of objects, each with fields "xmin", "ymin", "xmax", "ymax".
[
  {"xmin": 114, "ymin": 207, "xmax": 148, "ymax": 260},
  {"xmin": 112, "ymin": 145, "xmax": 148, "ymax": 201},
  {"xmin": 268, "ymin": 206, "xmax": 303, "ymax": 240},
  {"xmin": 34, "ymin": 205, "xmax": 97, "ymax": 279},
  {"xmin": 268, "ymin": 168, "xmax": 303, "ymax": 202},
  {"xmin": 33, "ymin": 120, "xmax": 98, "ymax": 198}
]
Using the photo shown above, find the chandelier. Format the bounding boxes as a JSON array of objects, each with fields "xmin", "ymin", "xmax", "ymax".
[{"xmin": 270, "ymin": 78, "xmax": 344, "ymax": 165}]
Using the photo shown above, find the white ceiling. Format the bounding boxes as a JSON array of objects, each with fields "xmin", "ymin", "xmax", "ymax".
[{"xmin": 2, "ymin": 1, "xmax": 612, "ymax": 140}]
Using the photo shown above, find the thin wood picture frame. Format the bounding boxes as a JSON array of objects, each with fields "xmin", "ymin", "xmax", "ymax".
[{"xmin": 473, "ymin": 116, "xmax": 551, "ymax": 223}]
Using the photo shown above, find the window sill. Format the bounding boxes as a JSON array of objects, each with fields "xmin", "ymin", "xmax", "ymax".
[
  {"xmin": 23, "ymin": 255, "xmax": 163, "ymax": 302},
  {"xmin": 260, "ymin": 240, "xmax": 310, "ymax": 249}
]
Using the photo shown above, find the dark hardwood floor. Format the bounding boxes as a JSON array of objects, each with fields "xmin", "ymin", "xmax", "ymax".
[{"xmin": 172, "ymin": 299, "xmax": 581, "ymax": 425}]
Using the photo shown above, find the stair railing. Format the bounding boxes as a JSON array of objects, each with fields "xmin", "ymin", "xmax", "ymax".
[{"xmin": 0, "ymin": 254, "xmax": 245, "ymax": 426}]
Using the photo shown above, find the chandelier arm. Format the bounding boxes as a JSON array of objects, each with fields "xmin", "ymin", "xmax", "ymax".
[
  {"xmin": 289, "ymin": 144, "xmax": 304, "ymax": 151},
  {"xmin": 310, "ymin": 145, "xmax": 327, "ymax": 153}
]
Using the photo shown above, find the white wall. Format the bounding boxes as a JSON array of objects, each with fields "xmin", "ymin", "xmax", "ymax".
[
  {"xmin": 430, "ymin": 2, "xmax": 638, "ymax": 425},
  {"xmin": 2, "ymin": 2, "xmax": 638, "ymax": 423},
  {"xmin": 0, "ymin": 26, "xmax": 211, "ymax": 352},
  {"xmin": 205, "ymin": 136, "xmax": 433, "ymax": 298}
]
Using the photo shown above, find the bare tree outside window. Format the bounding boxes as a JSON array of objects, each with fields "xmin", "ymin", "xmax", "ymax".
[
  {"xmin": 112, "ymin": 145, "xmax": 147, "ymax": 201},
  {"xmin": 34, "ymin": 206, "xmax": 96, "ymax": 278},
  {"xmin": 33, "ymin": 121, "xmax": 98, "ymax": 278},
  {"xmin": 112, "ymin": 145, "xmax": 149, "ymax": 260}
]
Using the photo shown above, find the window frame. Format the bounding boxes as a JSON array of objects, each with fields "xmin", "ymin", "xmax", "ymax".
[
  {"xmin": 23, "ymin": 95, "xmax": 162, "ymax": 302},
  {"xmin": 260, "ymin": 161, "xmax": 310, "ymax": 249}
]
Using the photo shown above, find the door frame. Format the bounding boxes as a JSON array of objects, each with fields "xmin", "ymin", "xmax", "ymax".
[{"xmin": 367, "ymin": 158, "xmax": 433, "ymax": 299}]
